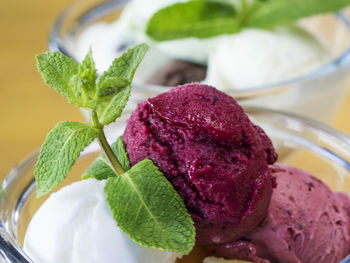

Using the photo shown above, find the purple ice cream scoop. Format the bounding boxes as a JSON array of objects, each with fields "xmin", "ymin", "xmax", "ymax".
[
  {"xmin": 210, "ymin": 164, "xmax": 350, "ymax": 263},
  {"xmin": 123, "ymin": 83, "xmax": 277, "ymax": 245}
]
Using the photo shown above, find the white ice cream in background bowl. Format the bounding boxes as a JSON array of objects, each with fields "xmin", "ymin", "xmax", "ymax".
[
  {"xmin": 50, "ymin": 0, "xmax": 350, "ymax": 123},
  {"xmin": 75, "ymin": 0, "xmax": 332, "ymax": 86},
  {"xmin": 205, "ymin": 26, "xmax": 330, "ymax": 89}
]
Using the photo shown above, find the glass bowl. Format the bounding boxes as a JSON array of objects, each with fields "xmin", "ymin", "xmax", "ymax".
[
  {"xmin": 1, "ymin": 107, "xmax": 350, "ymax": 262},
  {"xmin": 49, "ymin": 0, "xmax": 350, "ymax": 123}
]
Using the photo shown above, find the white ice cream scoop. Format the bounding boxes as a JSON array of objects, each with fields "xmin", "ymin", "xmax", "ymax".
[{"xmin": 24, "ymin": 179, "xmax": 181, "ymax": 263}]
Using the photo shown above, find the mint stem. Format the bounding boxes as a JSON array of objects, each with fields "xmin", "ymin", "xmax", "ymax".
[{"xmin": 90, "ymin": 110, "xmax": 125, "ymax": 176}]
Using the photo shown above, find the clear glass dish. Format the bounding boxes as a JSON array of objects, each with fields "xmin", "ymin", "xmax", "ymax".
[
  {"xmin": 1, "ymin": 107, "xmax": 350, "ymax": 262},
  {"xmin": 48, "ymin": 0, "xmax": 350, "ymax": 123}
]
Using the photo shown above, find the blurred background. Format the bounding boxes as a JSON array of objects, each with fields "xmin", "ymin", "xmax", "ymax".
[
  {"xmin": 0, "ymin": 0, "xmax": 349, "ymax": 179},
  {"xmin": 0, "ymin": 0, "xmax": 84, "ymax": 177}
]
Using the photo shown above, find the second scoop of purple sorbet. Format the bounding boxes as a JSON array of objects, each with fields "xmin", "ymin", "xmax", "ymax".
[
  {"xmin": 123, "ymin": 83, "xmax": 277, "ymax": 245},
  {"xmin": 209, "ymin": 164, "xmax": 350, "ymax": 263}
]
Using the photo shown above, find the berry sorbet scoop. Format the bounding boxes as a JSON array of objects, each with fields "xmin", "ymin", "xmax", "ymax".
[{"xmin": 123, "ymin": 83, "xmax": 277, "ymax": 245}]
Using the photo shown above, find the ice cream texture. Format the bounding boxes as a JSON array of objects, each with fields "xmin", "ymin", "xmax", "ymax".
[
  {"xmin": 123, "ymin": 83, "xmax": 277, "ymax": 245},
  {"xmin": 24, "ymin": 179, "xmax": 181, "ymax": 263},
  {"xmin": 210, "ymin": 164, "xmax": 350, "ymax": 263},
  {"xmin": 74, "ymin": 0, "xmax": 330, "ymax": 88}
]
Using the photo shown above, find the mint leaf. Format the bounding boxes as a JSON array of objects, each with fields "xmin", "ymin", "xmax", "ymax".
[
  {"xmin": 69, "ymin": 49, "xmax": 98, "ymax": 109},
  {"xmin": 82, "ymin": 153, "xmax": 115, "ymax": 180},
  {"xmin": 36, "ymin": 50, "xmax": 98, "ymax": 109},
  {"xmin": 113, "ymin": 136, "xmax": 131, "ymax": 171},
  {"xmin": 96, "ymin": 85, "xmax": 131, "ymax": 125},
  {"xmin": 83, "ymin": 136, "xmax": 130, "ymax": 180},
  {"xmin": 247, "ymin": 0, "xmax": 350, "ymax": 28},
  {"xmin": 104, "ymin": 158, "xmax": 195, "ymax": 254},
  {"xmin": 35, "ymin": 121, "xmax": 99, "ymax": 197},
  {"xmin": 36, "ymin": 52, "xmax": 79, "ymax": 100},
  {"xmin": 146, "ymin": 1, "xmax": 240, "ymax": 41},
  {"xmin": 96, "ymin": 77, "xmax": 130, "ymax": 97},
  {"xmin": 97, "ymin": 43, "xmax": 149, "ymax": 83},
  {"xmin": 96, "ymin": 43, "xmax": 148, "ymax": 125}
]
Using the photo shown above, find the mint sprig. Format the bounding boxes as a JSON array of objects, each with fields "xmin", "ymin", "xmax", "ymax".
[
  {"xmin": 34, "ymin": 44, "xmax": 195, "ymax": 254},
  {"xmin": 146, "ymin": 0, "xmax": 350, "ymax": 41}
]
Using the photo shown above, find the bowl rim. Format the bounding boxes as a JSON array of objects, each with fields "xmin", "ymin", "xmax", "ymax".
[{"xmin": 48, "ymin": 0, "xmax": 350, "ymax": 98}]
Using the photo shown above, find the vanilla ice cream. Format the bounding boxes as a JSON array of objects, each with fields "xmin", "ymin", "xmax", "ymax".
[
  {"xmin": 205, "ymin": 26, "xmax": 330, "ymax": 89},
  {"xmin": 24, "ymin": 179, "xmax": 181, "ymax": 263},
  {"xmin": 71, "ymin": 0, "xmax": 345, "ymax": 124}
]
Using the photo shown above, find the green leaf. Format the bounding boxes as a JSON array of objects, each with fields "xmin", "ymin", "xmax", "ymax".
[
  {"xmin": 35, "ymin": 121, "xmax": 99, "ymax": 197},
  {"xmin": 80, "ymin": 48, "xmax": 98, "ymax": 83},
  {"xmin": 247, "ymin": 0, "xmax": 350, "ymax": 28},
  {"xmin": 113, "ymin": 136, "xmax": 131, "ymax": 171},
  {"xmin": 36, "ymin": 50, "xmax": 98, "ymax": 110},
  {"xmin": 96, "ymin": 84, "xmax": 131, "ymax": 125},
  {"xmin": 36, "ymin": 52, "xmax": 79, "ymax": 100},
  {"xmin": 82, "ymin": 153, "xmax": 115, "ymax": 180},
  {"xmin": 69, "ymin": 49, "xmax": 98, "ymax": 109},
  {"xmin": 146, "ymin": 1, "xmax": 240, "ymax": 41},
  {"xmin": 104, "ymin": 158, "xmax": 195, "ymax": 254},
  {"xmin": 96, "ymin": 77, "xmax": 130, "ymax": 97},
  {"xmin": 97, "ymin": 43, "xmax": 149, "ymax": 84},
  {"xmin": 96, "ymin": 43, "xmax": 148, "ymax": 125},
  {"xmin": 83, "ymin": 136, "xmax": 130, "ymax": 180}
]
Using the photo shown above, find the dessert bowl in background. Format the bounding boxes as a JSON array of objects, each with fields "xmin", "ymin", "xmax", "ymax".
[
  {"xmin": 1, "ymin": 107, "xmax": 350, "ymax": 263},
  {"xmin": 49, "ymin": 0, "xmax": 350, "ymax": 123}
]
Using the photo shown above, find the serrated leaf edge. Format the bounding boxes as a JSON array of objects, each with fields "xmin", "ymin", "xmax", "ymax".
[{"xmin": 35, "ymin": 122, "xmax": 99, "ymax": 197}]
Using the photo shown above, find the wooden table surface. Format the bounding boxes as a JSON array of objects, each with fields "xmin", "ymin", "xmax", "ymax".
[{"xmin": 0, "ymin": 0, "xmax": 350, "ymax": 179}]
